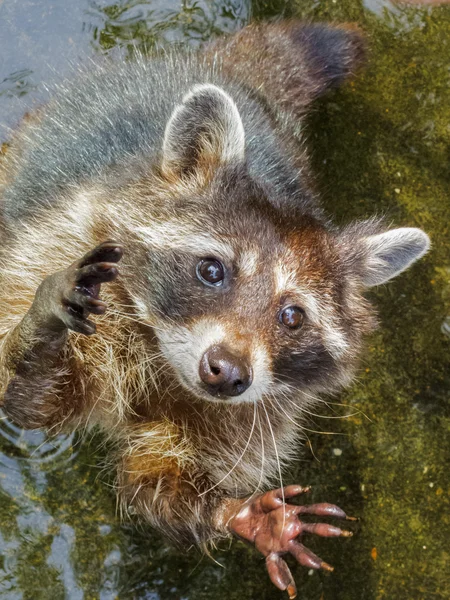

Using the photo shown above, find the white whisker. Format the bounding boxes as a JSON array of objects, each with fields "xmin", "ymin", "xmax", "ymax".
[
  {"xmin": 260, "ymin": 397, "xmax": 285, "ymax": 535},
  {"xmin": 198, "ymin": 400, "xmax": 257, "ymax": 496}
]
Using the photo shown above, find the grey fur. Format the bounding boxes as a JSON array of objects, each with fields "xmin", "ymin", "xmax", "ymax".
[{"xmin": 1, "ymin": 53, "xmax": 314, "ymax": 222}]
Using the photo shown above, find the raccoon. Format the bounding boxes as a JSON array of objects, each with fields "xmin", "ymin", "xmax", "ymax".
[{"xmin": 0, "ymin": 21, "xmax": 429, "ymax": 598}]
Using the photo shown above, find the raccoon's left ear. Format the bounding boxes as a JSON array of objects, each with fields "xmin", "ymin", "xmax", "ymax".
[
  {"xmin": 161, "ymin": 84, "xmax": 245, "ymax": 178},
  {"xmin": 357, "ymin": 228, "xmax": 430, "ymax": 287}
]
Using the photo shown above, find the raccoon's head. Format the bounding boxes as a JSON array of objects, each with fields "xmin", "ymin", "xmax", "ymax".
[{"xmin": 126, "ymin": 84, "xmax": 430, "ymax": 405}]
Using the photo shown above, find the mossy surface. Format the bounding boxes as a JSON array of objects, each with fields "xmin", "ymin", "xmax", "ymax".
[{"xmin": 0, "ymin": 0, "xmax": 449, "ymax": 598}]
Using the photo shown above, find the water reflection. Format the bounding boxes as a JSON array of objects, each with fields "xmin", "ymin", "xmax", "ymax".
[
  {"xmin": 0, "ymin": 0, "xmax": 249, "ymax": 138},
  {"xmin": 0, "ymin": 412, "xmax": 75, "ymax": 464},
  {"xmin": 0, "ymin": 70, "xmax": 37, "ymax": 100},
  {"xmin": 87, "ymin": 0, "xmax": 249, "ymax": 52}
]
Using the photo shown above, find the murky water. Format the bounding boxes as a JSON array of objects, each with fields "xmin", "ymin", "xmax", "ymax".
[{"xmin": 0, "ymin": 0, "xmax": 449, "ymax": 598}]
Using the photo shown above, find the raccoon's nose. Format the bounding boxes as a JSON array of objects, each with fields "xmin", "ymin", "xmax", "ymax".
[{"xmin": 199, "ymin": 345, "xmax": 253, "ymax": 398}]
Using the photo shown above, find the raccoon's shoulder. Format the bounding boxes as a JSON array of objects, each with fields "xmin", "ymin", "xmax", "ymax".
[
  {"xmin": 1, "ymin": 49, "xmax": 299, "ymax": 223},
  {"xmin": 0, "ymin": 52, "xmax": 199, "ymax": 221},
  {"xmin": 2, "ymin": 19, "xmax": 363, "ymax": 223}
]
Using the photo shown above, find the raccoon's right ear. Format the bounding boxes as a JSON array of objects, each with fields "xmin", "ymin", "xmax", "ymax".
[{"xmin": 161, "ymin": 84, "xmax": 245, "ymax": 178}]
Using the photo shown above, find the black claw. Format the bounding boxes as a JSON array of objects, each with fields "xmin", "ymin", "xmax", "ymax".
[
  {"xmin": 86, "ymin": 302, "xmax": 107, "ymax": 316},
  {"xmin": 66, "ymin": 291, "xmax": 107, "ymax": 315},
  {"xmin": 71, "ymin": 319, "xmax": 96, "ymax": 336},
  {"xmin": 66, "ymin": 304, "xmax": 85, "ymax": 319},
  {"xmin": 74, "ymin": 283, "xmax": 101, "ymax": 298},
  {"xmin": 46, "ymin": 242, "xmax": 123, "ymax": 335},
  {"xmin": 76, "ymin": 263, "xmax": 119, "ymax": 286},
  {"xmin": 79, "ymin": 242, "xmax": 123, "ymax": 267}
]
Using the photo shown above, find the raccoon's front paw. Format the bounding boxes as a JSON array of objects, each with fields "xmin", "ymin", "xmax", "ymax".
[
  {"xmin": 31, "ymin": 241, "xmax": 123, "ymax": 336},
  {"xmin": 228, "ymin": 485, "xmax": 356, "ymax": 599}
]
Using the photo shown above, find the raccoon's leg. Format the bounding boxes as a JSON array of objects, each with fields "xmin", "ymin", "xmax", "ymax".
[
  {"xmin": 207, "ymin": 21, "xmax": 365, "ymax": 116},
  {"xmin": 222, "ymin": 486, "xmax": 356, "ymax": 599},
  {"xmin": 119, "ymin": 424, "xmax": 229, "ymax": 545},
  {"xmin": 120, "ymin": 432, "xmax": 353, "ymax": 597},
  {"xmin": 0, "ymin": 241, "xmax": 122, "ymax": 429}
]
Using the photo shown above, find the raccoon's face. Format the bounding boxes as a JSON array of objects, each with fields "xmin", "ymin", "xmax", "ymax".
[
  {"xmin": 128, "ymin": 84, "xmax": 430, "ymax": 404},
  {"xmin": 149, "ymin": 222, "xmax": 351, "ymax": 404}
]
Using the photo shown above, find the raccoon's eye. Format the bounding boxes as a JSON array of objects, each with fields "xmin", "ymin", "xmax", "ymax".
[
  {"xmin": 196, "ymin": 258, "xmax": 225, "ymax": 287},
  {"xmin": 280, "ymin": 306, "xmax": 305, "ymax": 330}
]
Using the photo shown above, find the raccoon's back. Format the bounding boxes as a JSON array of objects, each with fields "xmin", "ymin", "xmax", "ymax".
[{"xmin": 0, "ymin": 51, "xmax": 302, "ymax": 223}]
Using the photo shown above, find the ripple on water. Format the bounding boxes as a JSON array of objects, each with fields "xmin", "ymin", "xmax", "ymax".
[{"xmin": 0, "ymin": 409, "xmax": 77, "ymax": 466}]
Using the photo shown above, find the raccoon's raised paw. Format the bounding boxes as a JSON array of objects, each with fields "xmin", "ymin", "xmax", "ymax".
[
  {"xmin": 31, "ymin": 241, "xmax": 123, "ymax": 336},
  {"xmin": 228, "ymin": 485, "xmax": 355, "ymax": 599}
]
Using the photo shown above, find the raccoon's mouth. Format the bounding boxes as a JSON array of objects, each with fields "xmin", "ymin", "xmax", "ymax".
[
  {"xmin": 177, "ymin": 374, "xmax": 253, "ymax": 404},
  {"xmin": 199, "ymin": 383, "xmax": 252, "ymax": 402}
]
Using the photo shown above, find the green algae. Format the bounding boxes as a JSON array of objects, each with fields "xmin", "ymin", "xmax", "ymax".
[{"xmin": 0, "ymin": 0, "xmax": 449, "ymax": 598}]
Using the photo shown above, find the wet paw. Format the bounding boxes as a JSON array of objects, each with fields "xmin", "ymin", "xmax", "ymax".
[
  {"xmin": 228, "ymin": 485, "xmax": 356, "ymax": 599},
  {"xmin": 32, "ymin": 241, "xmax": 123, "ymax": 335}
]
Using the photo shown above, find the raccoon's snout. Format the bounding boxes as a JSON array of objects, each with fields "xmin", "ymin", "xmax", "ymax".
[{"xmin": 199, "ymin": 345, "xmax": 253, "ymax": 398}]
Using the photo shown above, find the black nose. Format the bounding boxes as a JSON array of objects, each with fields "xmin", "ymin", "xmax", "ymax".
[{"xmin": 199, "ymin": 345, "xmax": 253, "ymax": 397}]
